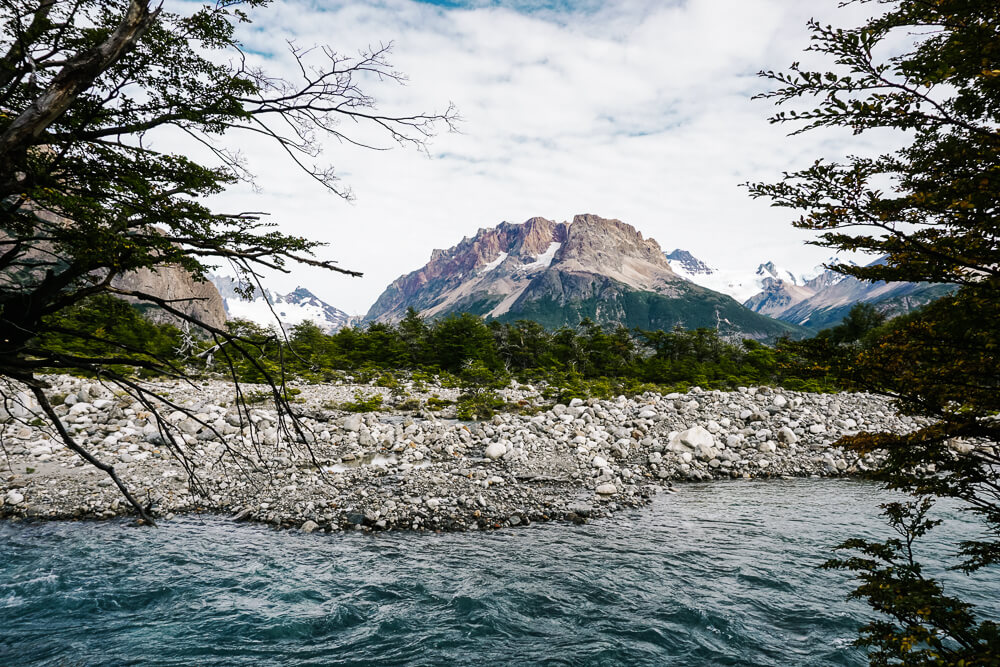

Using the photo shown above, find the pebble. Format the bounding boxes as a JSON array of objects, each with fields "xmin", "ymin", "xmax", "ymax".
[{"xmin": 0, "ymin": 374, "xmax": 926, "ymax": 533}]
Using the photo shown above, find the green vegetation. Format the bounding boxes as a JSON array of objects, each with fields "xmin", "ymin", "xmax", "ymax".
[
  {"xmin": 227, "ymin": 308, "xmax": 841, "ymax": 397},
  {"xmin": 36, "ymin": 299, "xmax": 848, "ymax": 402},
  {"xmin": 338, "ymin": 392, "xmax": 384, "ymax": 413},
  {"xmin": 492, "ymin": 282, "xmax": 807, "ymax": 338},
  {"xmin": 749, "ymin": 1, "xmax": 1000, "ymax": 663}
]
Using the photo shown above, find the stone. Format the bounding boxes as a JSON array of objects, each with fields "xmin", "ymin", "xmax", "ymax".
[
  {"xmin": 300, "ymin": 520, "xmax": 320, "ymax": 533},
  {"xmin": 569, "ymin": 398, "xmax": 585, "ymax": 408},
  {"xmin": 591, "ymin": 455, "xmax": 609, "ymax": 468},
  {"xmin": 5, "ymin": 490, "xmax": 24, "ymax": 506},
  {"xmin": 777, "ymin": 427, "xmax": 798, "ymax": 445},
  {"xmin": 638, "ymin": 409, "xmax": 657, "ymax": 419},
  {"xmin": 342, "ymin": 414, "xmax": 364, "ymax": 432},
  {"xmin": 772, "ymin": 395, "xmax": 788, "ymax": 409},
  {"xmin": 178, "ymin": 419, "xmax": 201, "ymax": 435},
  {"xmin": 484, "ymin": 442, "xmax": 506, "ymax": 460},
  {"xmin": 677, "ymin": 425, "xmax": 714, "ymax": 450},
  {"xmin": 809, "ymin": 424, "xmax": 826, "ymax": 434},
  {"xmin": 595, "ymin": 483, "xmax": 618, "ymax": 495}
]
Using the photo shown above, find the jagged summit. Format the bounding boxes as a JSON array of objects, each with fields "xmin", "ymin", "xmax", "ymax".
[
  {"xmin": 210, "ymin": 276, "xmax": 351, "ymax": 333},
  {"xmin": 365, "ymin": 215, "xmax": 803, "ymax": 339},
  {"xmin": 665, "ymin": 249, "xmax": 714, "ymax": 276}
]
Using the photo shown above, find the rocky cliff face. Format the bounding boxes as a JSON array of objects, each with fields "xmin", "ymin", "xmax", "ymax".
[
  {"xmin": 1, "ymin": 219, "xmax": 228, "ymax": 331},
  {"xmin": 366, "ymin": 215, "xmax": 804, "ymax": 339},
  {"xmin": 113, "ymin": 267, "xmax": 227, "ymax": 330}
]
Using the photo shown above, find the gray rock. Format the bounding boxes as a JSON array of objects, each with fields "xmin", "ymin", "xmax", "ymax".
[
  {"xmin": 595, "ymin": 483, "xmax": 618, "ymax": 495},
  {"xmin": 676, "ymin": 425, "xmax": 714, "ymax": 450},
  {"xmin": 484, "ymin": 442, "xmax": 506, "ymax": 460},
  {"xmin": 300, "ymin": 520, "xmax": 320, "ymax": 533},
  {"xmin": 777, "ymin": 427, "xmax": 798, "ymax": 444},
  {"xmin": 343, "ymin": 414, "xmax": 364, "ymax": 432}
]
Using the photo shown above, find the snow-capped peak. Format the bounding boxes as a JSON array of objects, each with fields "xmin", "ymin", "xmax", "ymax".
[
  {"xmin": 208, "ymin": 275, "xmax": 351, "ymax": 333},
  {"xmin": 754, "ymin": 261, "xmax": 802, "ymax": 286},
  {"xmin": 664, "ymin": 249, "xmax": 766, "ymax": 302},
  {"xmin": 665, "ymin": 249, "xmax": 715, "ymax": 277}
]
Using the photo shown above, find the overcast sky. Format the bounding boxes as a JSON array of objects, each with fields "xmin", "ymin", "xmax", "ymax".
[{"xmin": 180, "ymin": 0, "xmax": 895, "ymax": 315}]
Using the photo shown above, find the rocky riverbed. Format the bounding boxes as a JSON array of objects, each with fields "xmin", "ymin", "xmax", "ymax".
[{"xmin": 0, "ymin": 375, "xmax": 928, "ymax": 532}]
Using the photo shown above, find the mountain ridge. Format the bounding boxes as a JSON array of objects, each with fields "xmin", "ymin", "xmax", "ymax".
[{"xmin": 365, "ymin": 214, "xmax": 804, "ymax": 340}]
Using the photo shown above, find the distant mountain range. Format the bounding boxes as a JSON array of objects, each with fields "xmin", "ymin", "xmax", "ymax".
[
  {"xmin": 209, "ymin": 275, "xmax": 352, "ymax": 334},
  {"xmin": 193, "ymin": 217, "xmax": 951, "ymax": 338},
  {"xmin": 665, "ymin": 251, "xmax": 952, "ymax": 332},
  {"xmin": 364, "ymin": 214, "xmax": 804, "ymax": 340}
]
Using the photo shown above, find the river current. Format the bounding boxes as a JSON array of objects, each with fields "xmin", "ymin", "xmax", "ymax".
[{"xmin": 1, "ymin": 479, "xmax": 996, "ymax": 666}]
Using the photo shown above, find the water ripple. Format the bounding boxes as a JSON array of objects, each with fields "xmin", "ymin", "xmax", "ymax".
[{"xmin": 1, "ymin": 479, "xmax": 997, "ymax": 666}]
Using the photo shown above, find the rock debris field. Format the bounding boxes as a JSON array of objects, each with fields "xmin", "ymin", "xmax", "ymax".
[{"xmin": 1, "ymin": 375, "xmax": 925, "ymax": 532}]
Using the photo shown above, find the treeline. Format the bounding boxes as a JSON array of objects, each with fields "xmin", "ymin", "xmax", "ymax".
[
  {"xmin": 223, "ymin": 308, "xmax": 843, "ymax": 393},
  {"xmin": 37, "ymin": 298, "xmax": 894, "ymax": 396}
]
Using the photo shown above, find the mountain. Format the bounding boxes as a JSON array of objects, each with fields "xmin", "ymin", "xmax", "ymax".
[
  {"xmin": 210, "ymin": 276, "xmax": 351, "ymax": 333},
  {"xmin": 741, "ymin": 261, "xmax": 819, "ymax": 318},
  {"xmin": 769, "ymin": 260, "xmax": 954, "ymax": 331},
  {"xmin": 663, "ymin": 249, "xmax": 951, "ymax": 332},
  {"xmin": 365, "ymin": 215, "xmax": 805, "ymax": 339},
  {"xmin": 664, "ymin": 251, "xmax": 806, "ymax": 303},
  {"xmin": 114, "ymin": 267, "xmax": 227, "ymax": 329}
]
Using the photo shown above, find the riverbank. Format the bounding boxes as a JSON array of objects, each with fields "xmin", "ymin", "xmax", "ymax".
[{"xmin": 1, "ymin": 376, "xmax": 923, "ymax": 531}]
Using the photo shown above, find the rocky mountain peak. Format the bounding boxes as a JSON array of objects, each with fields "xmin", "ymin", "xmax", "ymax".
[
  {"xmin": 363, "ymin": 214, "xmax": 802, "ymax": 340},
  {"xmin": 554, "ymin": 214, "xmax": 675, "ymax": 290},
  {"xmin": 665, "ymin": 249, "xmax": 714, "ymax": 276},
  {"xmin": 209, "ymin": 275, "xmax": 350, "ymax": 333}
]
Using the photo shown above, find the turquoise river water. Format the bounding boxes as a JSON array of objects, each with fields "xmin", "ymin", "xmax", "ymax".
[{"xmin": 1, "ymin": 479, "xmax": 997, "ymax": 666}]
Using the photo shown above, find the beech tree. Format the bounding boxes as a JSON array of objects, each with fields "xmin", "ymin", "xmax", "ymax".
[
  {"xmin": 748, "ymin": 1, "xmax": 999, "ymax": 663},
  {"xmin": 0, "ymin": 0, "xmax": 454, "ymax": 522}
]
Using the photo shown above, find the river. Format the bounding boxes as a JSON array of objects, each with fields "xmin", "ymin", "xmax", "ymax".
[{"xmin": 1, "ymin": 479, "xmax": 996, "ymax": 666}]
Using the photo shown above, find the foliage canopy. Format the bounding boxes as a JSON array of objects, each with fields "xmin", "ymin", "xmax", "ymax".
[
  {"xmin": 749, "ymin": 1, "xmax": 1000, "ymax": 663},
  {"xmin": 0, "ymin": 0, "xmax": 454, "ymax": 521}
]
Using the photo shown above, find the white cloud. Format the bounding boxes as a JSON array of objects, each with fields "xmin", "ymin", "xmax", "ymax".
[{"xmin": 166, "ymin": 0, "xmax": 896, "ymax": 314}]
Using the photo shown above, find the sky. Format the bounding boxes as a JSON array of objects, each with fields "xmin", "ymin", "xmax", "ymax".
[{"xmin": 174, "ymin": 0, "xmax": 898, "ymax": 315}]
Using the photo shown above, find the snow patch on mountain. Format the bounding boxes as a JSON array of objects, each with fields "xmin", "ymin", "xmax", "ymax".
[
  {"xmin": 521, "ymin": 242, "xmax": 561, "ymax": 272},
  {"xmin": 665, "ymin": 249, "xmax": 773, "ymax": 302},
  {"xmin": 480, "ymin": 252, "xmax": 508, "ymax": 274},
  {"xmin": 209, "ymin": 276, "xmax": 350, "ymax": 333}
]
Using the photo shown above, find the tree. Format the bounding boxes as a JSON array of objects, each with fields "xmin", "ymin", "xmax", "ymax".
[
  {"xmin": 820, "ymin": 302, "xmax": 887, "ymax": 345},
  {"xmin": 748, "ymin": 1, "xmax": 999, "ymax": 663},
  {"xmin": 0, "ymin": 0, "xmax": 454, "ymax": 522}
]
